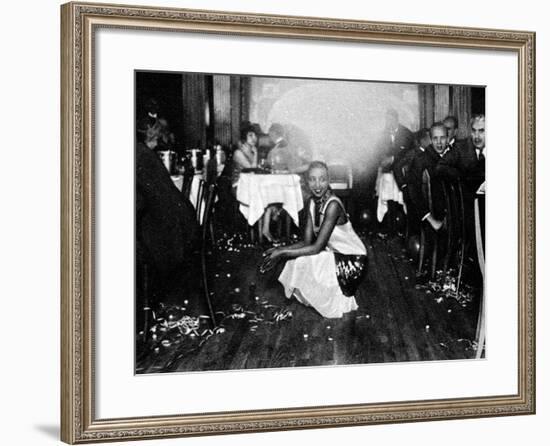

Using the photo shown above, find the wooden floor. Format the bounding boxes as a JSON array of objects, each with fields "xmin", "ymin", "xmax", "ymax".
[{"xmin": 136, "ymin": 232, "xmax": 481, "ymax": 374}]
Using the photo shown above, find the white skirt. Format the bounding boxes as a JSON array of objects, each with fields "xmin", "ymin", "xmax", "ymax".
[{"xmin": 278, "ymin": 251, "xmax": 358, "ymax": 319}]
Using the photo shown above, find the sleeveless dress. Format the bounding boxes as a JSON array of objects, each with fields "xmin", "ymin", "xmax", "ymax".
[
  {"xmin": 231, "ymin": 144, "xmax": 258, "ymax": 187},
  {"xmin": 278, "ymin": 196, "xmax": 368, "ymax": 318}
]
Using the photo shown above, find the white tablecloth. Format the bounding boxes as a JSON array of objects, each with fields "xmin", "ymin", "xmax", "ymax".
[
  {"xmin": 375, "ymin": 169, "xmax": 406, "ymax": 222},
  {"xmin": 236, "ymin": 173, "xmax": 304, "ymax": 226}
]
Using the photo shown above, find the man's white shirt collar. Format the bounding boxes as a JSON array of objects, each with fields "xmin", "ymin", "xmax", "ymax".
[{"xmin": 475, "ymin": 147, "xmax": 486, "ymax": 158}]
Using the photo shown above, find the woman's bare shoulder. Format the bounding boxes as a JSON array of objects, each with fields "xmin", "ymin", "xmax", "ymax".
[
  {"xmin": 233, "ymin": 148, "xmax": 248, "ymax": 164},
  {"xmin": 325, "ymin": 197, "xmax": 348, "ymax": 223}
]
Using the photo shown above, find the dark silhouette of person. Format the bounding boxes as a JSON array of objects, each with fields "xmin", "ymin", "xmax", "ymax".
[{"xmin": 136, "ymin": 117, "xmax": 199, "ymax": 309}]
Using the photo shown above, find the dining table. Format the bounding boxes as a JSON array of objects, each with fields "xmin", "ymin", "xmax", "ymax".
[{"xmin": 236, "ymin": 172, "xmax": 304, "ymax": 227}]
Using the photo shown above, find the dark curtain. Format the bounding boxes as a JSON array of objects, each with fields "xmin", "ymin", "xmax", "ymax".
[{"xmin": 418, "ymin": 84, "xmax": 474, "ymax": 138}]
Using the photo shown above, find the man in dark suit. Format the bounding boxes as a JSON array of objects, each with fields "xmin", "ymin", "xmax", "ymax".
[
  {"xmin": 375, "ymin": 109, "xmax": 414, "ymax": 235},
  {"xmin": 437, "ymin": 114, "xmax": 485, "ymax": 193},
  {"xmin": 443, "ymin": 115, "xmax": 465, "ymax": 151},
  {"xmin": 377, "ymin": 109, "xmax": 415, "ymax": 185},
  {"xmin": 404, "ymin": 124, "xmax": 448, "ymax": 233},
  {"xmin": 436, "ymin": 114, "xmax": 486, "ymax": 256}
]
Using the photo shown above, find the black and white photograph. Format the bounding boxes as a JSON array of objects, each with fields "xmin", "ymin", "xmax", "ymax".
[{"xmin": 134, "ymin": 71, "xmax": 486, "ymax": 374}]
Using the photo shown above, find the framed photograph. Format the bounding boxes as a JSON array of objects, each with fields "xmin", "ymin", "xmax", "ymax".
[{"xmin": 61, "ymin": 1, "xmax": 535, "ymax": 443}]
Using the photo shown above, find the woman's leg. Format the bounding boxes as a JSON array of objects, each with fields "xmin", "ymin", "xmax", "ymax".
[{"xmin": 262, "ymin": 206, "xmax": 275, "ymax": 242}]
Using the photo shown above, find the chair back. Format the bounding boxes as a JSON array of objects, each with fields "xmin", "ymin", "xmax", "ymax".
[
  {"xmin": 182, "ymin": 169, "xmax": 194, "ymax": 199},
  {"xmin": 195, "ymin": 178, "xmax": 206, "ymax": 223},
  {"xmin": 201, "ymin": 183, "xmax": 218, "ymax": 244},
  {"xmin": 199, "ymin": 182, "xmax": 218, "ymax": 326},
  {"xmin": 328, "ymin": 162, "xmax": 353, "ymax": 190},
  {"xmin": 421, "ymin": 169, "xmax": 433, "ymax": 213}
]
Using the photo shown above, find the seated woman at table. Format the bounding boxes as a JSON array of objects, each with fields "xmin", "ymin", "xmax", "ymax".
[
  {"xmin": 231, "ymin": 124, "xmax": 259, "ymax": 191},
  {"xmin": 260, "ymin": 161, "xmax": 367, "ymax": 319},
  {"xmin": 230, "ymin": 123, "xmax": 275, "ymax": 238}
]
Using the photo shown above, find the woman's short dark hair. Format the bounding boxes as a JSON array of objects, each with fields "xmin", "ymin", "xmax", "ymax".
[{"xmin": 240, "ymin": 124, "xmax": 257, "ymax": 142}]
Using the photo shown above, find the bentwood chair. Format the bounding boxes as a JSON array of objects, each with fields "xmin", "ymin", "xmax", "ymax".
[
  {"xmin": 181, "ymin": 168, "xmax": 194, "ymax": 200},
  {"xmin": 454, "ymin": 180, "xmax": 467, "ymax": 296},
  {"xmin": 195, "ymin": 178, "xmax": 206, "ymax": 223},
  {"xmin": 440, "ymin": 179, "xmax": 467, "ymax": 285},
  {"xmin": 417, "ymin": 169, "xmax": 438, "ymax": 278},
  {"xmin": 200, "ymin": 182, "xmax": 218, "ymax": 327}
]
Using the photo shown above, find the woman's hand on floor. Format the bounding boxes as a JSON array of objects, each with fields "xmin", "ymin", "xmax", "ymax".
[{"xmin": 260, "ymin": 248, "xmax": 283, "ymax": 273}]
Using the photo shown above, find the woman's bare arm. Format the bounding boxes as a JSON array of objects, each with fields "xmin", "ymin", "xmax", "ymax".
[
  {"xmin": 276, "ymin": 204, "xmax": 314, "ymax": 251},
  {"xmin": 260, "ymin": 200, "xmax": 340, "ymax": 272},
  {"xmin": 264, "ymin": 204, "xmax": 313, "ymax": 255},
  {"xmin": 280, "ymin": 201, "xmax": 340, "ymax": 258}
]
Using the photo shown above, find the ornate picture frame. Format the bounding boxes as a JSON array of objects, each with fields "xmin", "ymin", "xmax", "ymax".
[{"xmin": 61, "ymin": 2, "xmax": 535, "ymax": 443}]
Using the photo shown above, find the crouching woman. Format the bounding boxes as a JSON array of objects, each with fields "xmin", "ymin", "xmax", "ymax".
[{"xmin": 261, "ymin": 161, "xmax": 367, "ymax": 318}]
